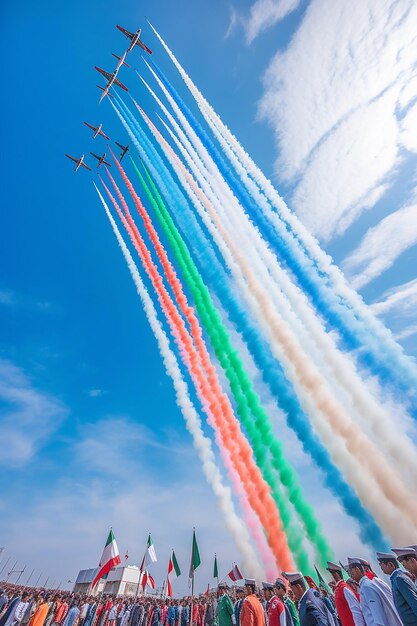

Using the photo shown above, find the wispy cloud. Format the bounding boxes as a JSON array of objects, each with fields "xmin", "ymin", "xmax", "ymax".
[
  {"xmin": 343, "ymin": 201, "xmax": 417, "ymax": 289},
  {"xmin": 244, "ymin": 0, "xmax": 301, "ymax": 43},
  {"xmin": 224, "ymin": 6, "xmax": 239, "ymax": 39},
  {"xmin": 394, "ymin": 324, "xmax": 417, "ymax": 342},
  {"xmin": 88, "ymin": 388, "xmax": 106, "ymax": 398},
  {"xmin": 0, "ymin": 359, "xmax": 68, "ymax": 466},
  {"xmin": 371, "ymin": 278, "xmax": 417, "ymax": 316},
  {"xmin": 258, "ymin": 0, "xmax": 417, "ymax": 241}
]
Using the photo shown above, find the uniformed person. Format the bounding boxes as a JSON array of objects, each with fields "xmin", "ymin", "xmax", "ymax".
[
  {"xmin": 282, "ymin": 573, "xmax": 337, "ymax": 626},
  {"xmin": 326, "ymin": 561, "xmax": 364, "ymax": 626},
  {"xmin": 240, "ymin": 580, "xmax": 265, "ymax": 626},
  {"xmin": 377, "ymin": 551, "xmax": 417, "ymax": 625},
  {"xmin": 217, "ymin": 585, "xmax": 234, "ymax": 626}
]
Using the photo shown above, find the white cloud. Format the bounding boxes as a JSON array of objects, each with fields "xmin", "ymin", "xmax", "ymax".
[
  {"xmin": 394, "ymin": 324, "xmax": 417, "ymax": 341},
  {"xmin": 0, "ymin": 359, "xmax": 68, "ymax": 466},
  {"xmin": 244, "ymin": 0, "xmax": 301, "ymax": 43},
  {"xmin": 224, "ymin": 6, "xmax": 239, "ymax": 40},
  {"xmin": 400, "ymin": 102, "xmax": 417, "ymax": 152},
  {"xmin": 258, "ymin": 0, "xmax": 417, "ymax": 240},
  {"xmin": 343, "ymin": 202, "xmax": 417, "ymax": 289},
  {"xmin": 371, "ymin": 278, "xmax": 417, "ymax": 316},
  {"xmin": 88, "ymin": 388, "xmax": 106, "ymax": 398}
]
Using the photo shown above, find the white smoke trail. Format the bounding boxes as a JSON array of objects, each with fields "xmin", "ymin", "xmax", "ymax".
[
  {"xmin": 94, "ymin": 183, "xmax": 263, "ymax": 577},
  {"xmin": 147, "ymin": 21, "xmax": 417, "ymax": 399},
  {"xmin": 137, "ymin": 70, "xmax": 417, "ymax": 492},
  {"xmin": 134, "ymin": 117, "xmax": 417, "ymax": 542}
]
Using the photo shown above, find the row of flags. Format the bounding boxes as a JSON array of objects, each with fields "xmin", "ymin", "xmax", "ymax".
[{"xmin": 93, "ymin": 529, "xmax": 244, "ymax": 594}]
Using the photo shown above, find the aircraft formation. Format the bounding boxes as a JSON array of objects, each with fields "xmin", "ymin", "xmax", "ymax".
[{"xmin": 65, "ymin": 24, "xmax": 152, "ymax": 172}]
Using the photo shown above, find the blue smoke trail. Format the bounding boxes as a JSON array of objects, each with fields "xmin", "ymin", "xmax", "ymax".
[
  {"xmin": 146, "ymin": 58, "xmax": 417, "ymax": 411},
  {"xmin": 110, "ymin": 97, "xmax": 389, "ymax": 550}
]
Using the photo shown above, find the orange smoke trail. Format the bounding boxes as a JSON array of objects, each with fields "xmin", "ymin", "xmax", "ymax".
[{"xmin": 101, "ymin": 178, "xmax": 294, "ymax": 571}]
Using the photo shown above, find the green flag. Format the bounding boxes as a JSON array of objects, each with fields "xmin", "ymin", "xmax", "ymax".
[
  {"xmin": 189, "ymin": 529, "xmax": 201, "ymax": 579},
  {"xmin": 314, "ymin": 565, "xmax": 332, "ymax": 593},
  {"xmin": 214, "ymin": 555, "xmax": 219, "ymax": 578}
]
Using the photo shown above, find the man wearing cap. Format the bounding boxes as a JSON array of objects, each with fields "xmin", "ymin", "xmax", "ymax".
[
  {"xmin": 393, "ymin": 548, "xmax": 417, "ymax": 581},
  {"xmin": 275, "ymin": 580, "xmax": 298, "ymax": 626},
  {"xmin": 240, "ymin": 580, "xmax": 265, "ymax": 626},
  {"xmin": 347, "ymin": 557, "xmax": 402, "ymax": 626},
  {"xmin": 262, "ymin": 583, "xmax": 286, "ymax": 626},
  {"xmin": 326, "ymin": 562, "xmax": 364, "ymax": 626},
  {"xmin": 217, "ymin": 586, "xmax": 234, "ymax": 626},
  {"xmin": 377, "ymin": 552, "xmax": 417, "ymax": 625},
  {"xmin": 282, "ymin": 573, "xmax": 336, "ymax": 626},
  {"xmin": 234, "ymin": 589, "xmax": 245, "ymax": 626}
]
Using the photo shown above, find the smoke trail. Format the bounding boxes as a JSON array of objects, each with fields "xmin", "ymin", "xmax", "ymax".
[
  {"xmin": 94, "ymin": 183, "xmax": 264, "ymax": 576},
  {"xmin": 106, "ymin": 155, "xmax": 311, "ymax": 569},
  {"xmin": 111, "ymin": 101, "xmax": 390, "ymax": 551},
  {"xmin": 141, "ymin": 84, "xmax": 417, "ymax": 493},
  {"xmin": 100, "ymin": 176, "xmax": 295, "ymax": 571},
  {"xmin": 138, "ymin": 111, "xmax": 417, "ymax": 542},
  {"xmin": 123, "ymin": 154, "xmax": 331, "ymax": 560},
  {"xmin": 147, "ymin": 22, "xmax": 417, "ymax": 407}
]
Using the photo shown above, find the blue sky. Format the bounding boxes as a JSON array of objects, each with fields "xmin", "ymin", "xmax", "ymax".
[{"xmin": 1, "ymin": 0, "xmax": 417, "ymax": 593}]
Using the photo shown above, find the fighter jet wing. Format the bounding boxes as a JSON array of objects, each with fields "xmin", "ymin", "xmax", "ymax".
[
  {"xmin": 113, "ymin": 76, "xmax": 129, "ymax": 92},
  {"xmin": 138, "ymin": 40, "xmax": 152, "ymax": 54},
  {"xmin": 116, "ymin": 25, "xmax": 134, "ymax": 39},
  {"xmin": 80, "ymin": 162, "xmax": 92, "ymax": 171},
  {"xmin": 95, "ymin": 67, "xmax": 112, "ymax": 80},
  {"xmin": 84, "ymin": 122, "xmax": 96, "ymax": 131},
  {"xmin": 65, "ymin": 154, "xmax": 78, "ymax": 164},
  {"xmin": 98, "ymin": 129, "xmax": 110, "ymax": 140}
]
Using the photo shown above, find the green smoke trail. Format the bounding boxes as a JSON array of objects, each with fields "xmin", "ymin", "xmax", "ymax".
[{"xmin": 130, "ymin": 157, "xmax": 333, "ymax": 569}]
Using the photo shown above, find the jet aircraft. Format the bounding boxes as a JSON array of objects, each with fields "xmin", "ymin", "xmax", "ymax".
[
  {"xmin": 90, "ymin": 152, "xmax": 111, "ymax": 168},
  {"xmin": 95, "ymin": 66, "xmax": 128, "ymax": 102},
  {"xmin": 65, "ymin": 154, "xmax": 92, "ymax": 172},
  {"xmin": 116, "ymin": 25, "xmax": 152, "ymax": 54},
  {"xmin": 84, "ymin": 122, "xmax": 110, "ymax": 140},
  {"xmin": 115, "ymin": 142, "xmax": 129, "ymax": 161}
]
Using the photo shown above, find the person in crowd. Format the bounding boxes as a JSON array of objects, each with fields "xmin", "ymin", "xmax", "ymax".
[
  {"xmin": 347, "ymin": 557, "xmax": 402, "ymax": 626},
  {"xmin": 326, "ymin": 561, "xmax": 364, "ymax": 626},
  {"xmin": 11, "ymin": 592, "xmax": 31, "ymax": 626},
  {"xmin": 0, "ymin": 594, "xmax": 22, "ymax": 626},
  {"xmin": 83, "ymin": 600, "xmax": 97, "ymax": 626},
  {"xmin": 393, "ymin": 548, "xmax": 417, "ymax": 581},
  {"xmin": 203, "ymin": 598, "xmax": 214, "ymax": 626},
  {"xmin": 376, "ymin": 551, "xmax": 417, "ymax": 625},
  {"xmin": 282, "ymin": 573, "xmax": 336, "ymax": 626},
  {"xmin": 52, "ymin": 596, "xmax": 68, "ymax": 626},
  {"xmin": 263, "ymin": 582, "xmax": 286, "ymax": 626},
  {"xmin": 275, "ymin": 580, "xmax": 298, "ymax": 626},
  {"xmin": 180, "ymin": 600, "xmax": 189, "ymax": 626},
  {"xmin": 29, "ymin": 595, "xmax": 50, "ymax": 626},
  {"xmin": 62, "ymin": 603, "xmax": 79, "ymax": 626},
  {"xmin": 240, "ymin": 579, "xmax": 265, "ymax": 626},
  {"xmin": 216, "ymin": 585, "xmax": 234, "ymax": 626},
  {"xmin": 0, "ymin": 592, "xmax": 9, "ymax": 616},
  {"xmin": 107, "ymin": 604, "xmax": 117, "ymax": 626},
  {"xmin": 234, "ymin": 588, "xmax": 245, "ymax": 626},
  {"xmin": 130, "ymin": 603, "xmax": 144, "ymax": 626}
]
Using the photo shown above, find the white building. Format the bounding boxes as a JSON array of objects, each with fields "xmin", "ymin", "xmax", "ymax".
[{"xmin": 74, "ymin": 565, "xmax": 143, "ymax": 596}]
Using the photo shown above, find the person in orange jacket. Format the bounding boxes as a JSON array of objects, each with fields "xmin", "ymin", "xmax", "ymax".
[{"xmin": 240, "ymin": 580, "xmax": 265, "ymax": 626}]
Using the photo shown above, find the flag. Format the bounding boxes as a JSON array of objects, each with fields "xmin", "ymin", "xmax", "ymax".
[
  {"xmin": 167, "ymin": 551, "xmax": 181, "ymax": 597},
  {"xmin": 314, "ymin": 565, "xmax": 332, "ymax": 593},
  {"xmin": 145, "ymin": 534, "xmax": 157, "ymax": 565},
  {"xmin": 125, "ymin": 549, "xmax": 129, "ymax": 561},
  {"xmin": 168, "ymin": 551, "xmax": 181, "ymax": 579},
  {"xmin": 205, "ymin": 583, "xmax": 210, "ymax": 596},
  {"xmin": 142, "ymin": 570, "xmax": 155, "ymax": 590},
  {"xmin": 92, "ymin": 529, "xmax": 121, "ymax": 588},
  {"xmin": 188, "ymin": 529, "xmax": 201, "ymax": 580},
  {"xmin": 227, "ymin": 564, "xmax": 243, "ymax": 582},
  {"xmin": 213, "ymin": 555, "xmax": 218, "ymax": 579},
  {"xmin": 305, "ymin": 575, "xmax": 318, "ymax": 590}
]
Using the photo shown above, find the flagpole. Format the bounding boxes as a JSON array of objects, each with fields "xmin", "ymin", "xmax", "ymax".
[{"xmin": 135, "ymin": 535, "xmax": 149, "ymax": 598}]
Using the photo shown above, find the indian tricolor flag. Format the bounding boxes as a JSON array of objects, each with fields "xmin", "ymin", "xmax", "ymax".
[
  {"xmin": 144, "ymin": 534, "xmax": 157, "ymax": 565},
  {"xmin": 92, "ymin": 529, "xmax": 121, "ymax": 588},
  {"xmin": 167, "ymin": 551, "xmax": 181, "ymax": 597}
]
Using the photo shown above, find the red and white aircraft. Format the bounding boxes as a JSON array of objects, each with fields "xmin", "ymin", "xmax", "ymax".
[
  {"xmin": 112, "ymin": 52, "xmax": 130, "ymax": 69},
  {"xmin": 116, "ymin": 25, "xmax": 152, "ymax": 54},
  {"xmin": 95, "ymin": 66, "xmax": 128, "ymax": 102},
  {"xmin": 65, "ymin": 154, "xmax": 92, "ymax": 172},
  {"xmin": 83, "ymin": 122, "xmax": 110, "ymax": 140},
  {"xmin": 90, "ymin": 152, "xmax": 111, "ymax": 168},
  {"xmin": 115, "ymin": 142, "xmax": 129, "ymax": 161}
]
